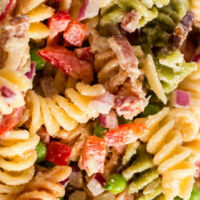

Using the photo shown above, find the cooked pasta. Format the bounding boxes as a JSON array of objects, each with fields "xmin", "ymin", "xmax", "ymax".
[
  {"xmin": 16, "ymin": 0, "xmax": 55, "ymax": 40},
  {"xmin": 0, "ymin": 69, "xmax": 32, "ymax": 115},
  {"xmin": 16, "ymin": 166, "xmax": 72, "ymax": 200},
  {"xmin": 190, "ymin": 0, "xmax": 200, "ymax": 28},
  {"xmin": 20, "ymin": 82, "xmax": 107, "ymax": 136},
  {"xmin": 100, "ymin": 0, "xmax": 170, "ymax": 28},
  {"xmin": 122, "ymin": 144, "xmax": 162, "ymax": 200},
  {"xmin": 135, "ymin": 108, "xmax": 197, "ymax": 200},
  {"xmin": 0, "ymin": 129, "xmax": 40, "ymax": 200}
]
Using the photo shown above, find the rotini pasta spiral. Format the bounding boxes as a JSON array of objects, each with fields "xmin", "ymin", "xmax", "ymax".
[
  {"xmin": 190, "ymin": 0, "xmax": 200, "ymax": 28},
  {"xmin": 21, "ymin": 82, "xmax": 107, "ymax": 136},
  {"xmin": 16, "ymin": 166, "xmax": 72, "ymax": 200},
  {"xmin": 0, "ymin": 129, "xmax": 40, "ymax": 200},
  {"xmin": 0, "ymin": 69, "xmax": 32, "ymax": 115},
  {"xmin": 100, "ymin": 0, "xmax": 170, "ymax": 28},
  {"xmin": 179, "ymin": 62, "xmax": 200, "ymax": 123},
  {"xmin": 16, "ymin": 0, "xmax": 55, "ymax": 40},
  {"xmin": 135, "ymin": 107, "xmax": 198, "ymax": 200},
  {"xmin": 122, "ymin": 144, "xmax": 163, "ymax": 200}
]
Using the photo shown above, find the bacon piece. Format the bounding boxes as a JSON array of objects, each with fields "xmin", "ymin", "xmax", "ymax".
[
  {"xmin": 115, "ymin": 96, "xmax": 148, "ymax": 120},
  {"xmin": 169, "ymin": 11, "xmax": 194, "ymax": 48},
  {"xmin": 121, "ymin": 10, "xmax": 140, "ymax": 33},
  {"xmin": 108, "ymin": 35, "xmax": 140, "ymax": 79}
]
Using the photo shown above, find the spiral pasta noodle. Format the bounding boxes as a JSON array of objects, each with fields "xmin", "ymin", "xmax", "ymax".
[
  {"xmin": 16, "ymin": 0, "xmax": 55, "ymax": 40},
  {"xmin": 100, "ymin": 0, "xmax": 170, "ymax": 28},
  {"xmin": 21, "ymin": 82, "xmax": 107, "ymax": 136},
  {"xmin": 0, "ymin": 69, "xmax": 32, "ymax": 115},
  {"xmin": 135, "ymin": 107, "xmax": 198, "ymax": 200},
  {"xmin": 190, "ymin": 0, "xmax": 200, "ymax": 28},
  {"xmin": 122, "ymin": 144, "xmax": 162, "ymax": 200},
  {"xmin": 16, "ymin": 166, "xmax": 72, "ymax": 200},
  {"xmin": 0, "ymin": 129, "xmax": 40, "ymax": 200}
]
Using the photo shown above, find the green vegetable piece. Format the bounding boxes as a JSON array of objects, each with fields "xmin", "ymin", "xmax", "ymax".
[
  {"xmin": 104, "ymin": 174, "xmax": 127, "ymax": 194},
  {"xmin": 40, "ymin": 160, "xmax": 56, "ymax": 169},
  {"xmin": 141, "ymin": 104, "xmax": 160, "ymax": 117},
  {"xmin": 57, "ymin": 198, "xmax": 64, "ymax": 200},
  {"xmin": 94, "ymin": 123, "xmax": 108, "ymax": 138},
  {"xmin": 30, "ymin": 47, "xmax": 47, "ymax": 70},
  {"xmin": 118, "ymin": 116, "xmax": 132, "ymax": 125},
  {"xmin": 189, "ymin": 185, "xmax": 200, "ymax": 200},
  {"xmin": 35, "ymin": 142, "xmax": 47, "ymax": 163}
]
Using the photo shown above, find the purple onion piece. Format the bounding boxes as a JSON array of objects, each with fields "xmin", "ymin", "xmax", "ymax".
[
  {"xmin": 94, "ymin": 173, "xmax": 106, "ymax": 187},
  {"xmin": 193, "ymin": 53, "xmax": 200, "ymax": 62},
  {"xmin": 60, "ymin": 178, "xmax": 70, "ymax": 188},
  {"xmin": 0, "ymin": 86, "xmax": 16, "ymax": 98},
  {"xmin": 25, "ymin": 62, "xmax": 36, "ymax": 79}
]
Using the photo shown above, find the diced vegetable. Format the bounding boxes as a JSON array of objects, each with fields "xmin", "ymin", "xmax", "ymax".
[
  {"xmin": 118, "ymin": 116, "xmax": 132, "ymax": 125},
  {"xmin": 189, "ymin": 185, "xmax": 200, "ymax": 200},
  {"xmin": 94, "ymin": 123, "xmax": 108, "ymax": 138},
  {"xmin": 104, "ymin": 123, "xmax": 146, "ymax": 146},
  {"xmin": 0, "ymin": 86, "xmax": 16, "ymax": 98},
  {"xmin": 60, "ymin": 178, "xmax": 70, "ymax": 188},
  {"xmin": 193, "ymin": 53, "xmax": 200, "ymax": 62},
  {"xmin": 170, "ymin": 89, "xmax": 190, "ymax": 108},
  {"xmin": 87, "ymin": 173, "xmax": 106, "ymax": 196},
  {"xmin": 57, "ymin": 198, "xmax": 63, "ymax": 200},
  {"xmin": 35, "ymin": 141, "xmax": 47, "ymax": 163},
  {"xmin": 46, "ymin": 141, "xmax": 72, "ymax": 166},
  {"xmin": 79, "ymin": 0, "xmax": 100, "ymax": 21},
  {"xmin": 82, "ymin": 136, "xmax": 106, "ymax": 176},
  {"xmin": 48, "ymin": 10, "xmax": 70, "ymax": 42},
  {"xmin": 69, "ymin": 163, "xmax": 83, "ymax": 188},
  {"xmin": 40, "ymin": 160, "xmax": 56, "ymax": 169},
  {"xmin": 141, "ymin": 103, "xmax": 160, "ymax": 117},
  {"xmin": 104, "ymin": 174, "xmax": 127, "ymax": 194},
  {"xmin": 37, "ymin": 46, "xmax": 93, "ymax": 82},
  {"xmin": 30, "ymin": 47, "xmax": 47, "ymax": 70},
  {"xmin": 25, "ymin": 62, "xmax": 36, "ymax": 80},
  {"xmin": 99, "ymin": 111, "xmax": 118, "ymax": 130},
  {"xmin": 0, "ymin": 107, "xmax": 24, "ymax": 135},
  {"xmin": 63, "ymin": 20, "xmax": 88, "ymax": 47}
]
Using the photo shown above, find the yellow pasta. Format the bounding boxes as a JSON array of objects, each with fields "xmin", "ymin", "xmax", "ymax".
[
  {"xmin": 0, "ymin": 69, "xmax": 32, "ymax": 115},
  {"xmin": 16, "ymin": 0, "xmax": 55, "ymax": 40},
  {"xmin": 135, "ymin": 108, "xmax": 198, "ymax": 200},
  {"xmin": 0, "ymin": 129, "xmax": 39, "ymax": 200},
  {"xmin": 21, "ymin": 82, "xmax": 107, "ymax": 136},
  {"xmin": 190, "ymin": 0, "xmax": 200, "ymax": 28},
  {"xmin": 16, "ymin": 166, "xmax": 72, "ymax": 200}
]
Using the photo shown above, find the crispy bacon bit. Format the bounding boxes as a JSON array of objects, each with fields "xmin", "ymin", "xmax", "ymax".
[
  {"xmin": 115, "ymin": 96, "xmax": 148, "ymax": 120},
  {"xmin": 169, "ymin": 11, "xmax": 194, "ymax": 48},
  {"xmin": 121, "ymin": 10, "xmax": 140, "ymax": 33},
  {"xmin": 37, "ymin": 127, "xmax": 50, "ymax": 144},
  {"xmin": 82, "ymin": 136, "xmax": 106, "ymax": 176},
  {"xmin": 108, "ymin": 35, "xmax": 140, "ymax": 79}
]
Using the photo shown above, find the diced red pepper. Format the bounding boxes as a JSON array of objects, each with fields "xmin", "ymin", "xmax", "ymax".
[
  {"xmin": 37, "ymin": 46, "xmax": 93, "ymax": 82},
  {"xmin": 63, "ymin": 20, "xmax": 88, "ymax": 47},
  {"xmin": 48, "ymin": 11, "xmax": 70, "ymax": 44},
  {"xmin": 82, "ymin": 136, "xmax": 106, "ymax": 176},
  {"xmin": 104, "ymin": 123, "xmax": 146, "ymax": 146},
  {"xmin": 0, "ymin": 106, "xmax": 24, "ymax": 135},
  {"xmin": 46, "ymin": 141, "xmax": 72, "ymax": 165}
]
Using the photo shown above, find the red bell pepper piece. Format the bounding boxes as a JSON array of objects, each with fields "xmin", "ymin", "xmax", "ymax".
[
  {"xmin": 82, "ymin": 136, "xmax": 106, "ymax": 176},
  {"xmin": 37, "ymin": 46, "xmax": 93, "ymax": 82},
  {"xmin": 104, "ymin": 123, "xmax": 146, "ymax": 146},
  {"xmin": 46, "ymin": 141, "xmax": 72, "ymax": 165},
  {"xmin": 48, "ymin": 11, "xmax": 70, "ymax": 44},
  {"xmin": 0, "ymin": 106, "xmax": 24, "ymax": 135},
  {"xmin": 63, "ymin": 20, "xmax": 88, "ymax": 47}
]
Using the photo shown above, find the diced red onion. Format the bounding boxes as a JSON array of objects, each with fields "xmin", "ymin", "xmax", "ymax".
[
  {"xmin": 87, "ymin": 173, "xmax": 106, "ymax": 196},
  {"xmin": 193, "ymin": 53, "xmax": 200, "ymax": 62},
  {"xmin": 69, "ymin": 164, "xmax": 83, "ymax": 188},
  {"xmin": 121, "ymin": 10, "xmax": 140, "ymax": 33},
  {"xmin": 78, "ymin": 0, "xmax": 100, "ymax": 21},
  {"xmin": 99, "ymin": 111, "xmax": 118, "ymax": 130},
  {"xmin": 60, "ymin": 178, "xmax": 70, "ymax": 188},
  {"xmin": 0, "ymin": 86, "xmax": 16, "ymax": 98},
  {"xmin": 25, "ymin": 62, "xmax": 36, "ymax": 80},
  {"xmin": 89, "ymin": 92, "xmax": 115, "ymax": 114},
  {"xmin": 170, "ymin": 89, "xmax": 190, "ymax": 108}
]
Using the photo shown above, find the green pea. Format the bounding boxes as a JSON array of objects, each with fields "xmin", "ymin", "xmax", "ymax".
[
  {"xmin": 104, "ymin": 174, "xmax": 127, "ymax": 194},
  {"xmin": 118, "ymin": 116, "xmax": 132, "ymax": 125},
  {"xmin": 141, "ymin": 103, "xmax": 160, "ymax": 117},
  {"xmin": 94, "ymin": 123, "xmax": 108, "ymax": 138},
  {"xmin": 30, "ymin": 47, "xmax": 47, "ymax": 70},
  {"xmin": 35, "ymin": 141, "xmax": 47, "ymax": 163}
]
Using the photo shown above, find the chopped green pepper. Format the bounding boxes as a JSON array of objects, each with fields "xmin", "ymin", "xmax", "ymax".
[
  {"xmin": 141, "ymin": 103, "xmax": 160, "ymax": 117},
  {"xmin": 94, "ymin": 123, "xmax": 108, "ymax": 138},
  {"xmin": 118, "ymin": 116, "xmax": 132, "ymax": 125}
]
